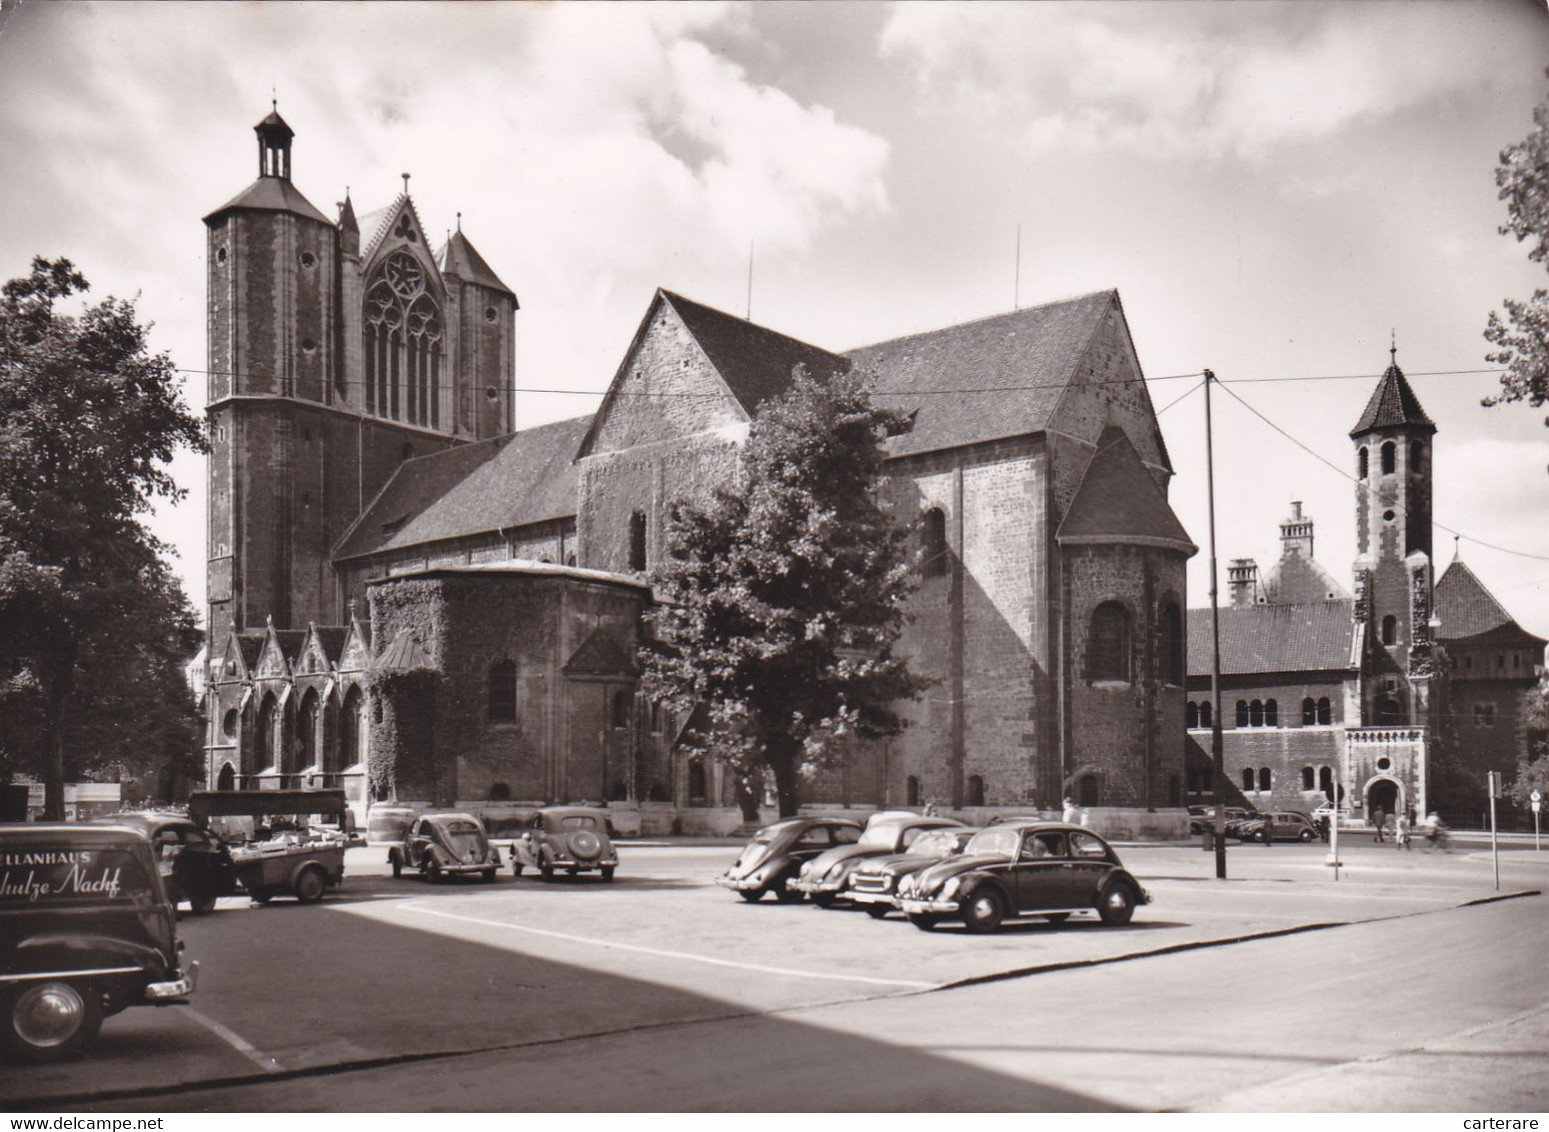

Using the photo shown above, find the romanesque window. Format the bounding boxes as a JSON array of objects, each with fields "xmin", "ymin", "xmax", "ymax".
[
  {"xmin": 1410, "ymin": 441, "xmax": 1423, "ymax": 474},
  {"xmin": 688, "ymin": 761, "xmax": 707, "ymax": 804},
  {"xmin": 1358, "ymin": 447, "xmax": 1369, "ymax": 479},
  {"xmin": 1380, "ymin": 441, "xmax": 1396, "ymax": 475},
  {"xmin": 1317, "ymin": 697, "xmax": 1331, "ymax": 725},
  {"xmin": 363, "ymin": 250, "xmax": 443, "ymax": 427},
  {"xmin": 1089, "ymin": 602, "xmax": 1131, "ymax": 682},
  {"xmin": 1302, "ymin": 766, "xmax": 1315, "ymax": 791},
  {"xmin": 1159, "ymin": 602, "xmax": 1184, "ymax": 685},
  {"xmin": 1264, "ymin": 699, "xmax": 1278, "ymax": 727},
  {"xmin": 967, "ymin": 775, "xmax": 985, "ymax": 806},
  {"xmin": 1186, "ymin": 702, "xmax": 1199, "ymax": 730},
  {"xmin": 1473, "ymin": 703, "xmax": 1496, "ymax": 728},
  {"xmin": 1078, "ymin": 774, "xmax": 1099, "ymax": 807},
  {"xmin": 1199, "ymin": 700, "xmax": 1211, "ymax": 728},
  {"xmin": 611, "ymin": 689, "xmax": 633, "ymax": 730},
  {"xmin": 1259, "ymin": 767, "xmax": 1272, "ymax": 792},
  {"xmin": 922, "ymin": 508, "xmax": 948, "ymax": 578},
  {"xmin": 628, "ymin": 511, "xmax": 647, "ymax": 572},
  {"xmin": 1249, "ymin": 700, "xmax": 1265, "ymax": 727},
  {"xmin": 1236, "ymin": 700, "xmax": 1249, "ymax": 728},
  {"xmin": 1301, "ymin": 698, "xmax": 1317, "ymax": 726},
  {"xmin": 906, "ymin": 776, "xmax": 920, "ymax": 806},
  {"xmin": 1242, "ymin": 768, "xmax": 1255, "ymax": 792},
  {"xmin": 487, "ymin": 659, "xmax": 517, "ymax": 723},
  {"xmin": 1381, "ymin": 615, "xmax": 1397, "ymax": 646}
]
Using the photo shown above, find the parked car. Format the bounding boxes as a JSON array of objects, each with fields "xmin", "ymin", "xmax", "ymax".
[
  {"xmin": 1, "ymin": 823, "xmax": 198, "ymax": 1061},
  {"xmin": 91, "ymin": 812, "xmax": 235, "ymax": 916},
  {"xmin": 897, "ymin": 821, "xmax": 1148, "ymax": 933},
  {"xmin": 1189, "ymin": 806, "xmax": 1252, "ymax": 835},
  {"xmin": 790, "ymin": 812, "xmax": 965, "ymax": 907},
  {"xmin": 390, "ymin": 812, "xmax": 501, "ymax": 882},
  {"xmin": 715, "ymin": 817, "xmax": 864, "ymax": 902},
  {"xmin": 845, "ymin": 827, "xmax": 978, "ymax": 917},
  {"xmin": 510, "ymin": 805, "xmax": 618, "ymax": 882},
  {"xmin": 1235, "ymin": 811, "xmax": 1318, "ymax": 843}
]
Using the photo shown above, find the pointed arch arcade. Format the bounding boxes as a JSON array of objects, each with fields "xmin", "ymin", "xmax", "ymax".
[{"xmin": 364, "ymin": 249, "xmax": 444, "ymax": 428}]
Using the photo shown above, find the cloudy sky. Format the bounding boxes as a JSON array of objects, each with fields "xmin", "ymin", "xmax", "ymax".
[{"xmin": 2, "ymin": 0, "xmax": 1548, "ymax": 639}]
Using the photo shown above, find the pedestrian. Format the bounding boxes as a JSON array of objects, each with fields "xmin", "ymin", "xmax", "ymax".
[
  {"xmin": 1262, "ymin": 813, "xmax": 1273, "ymax": 846},
  {"xmin": 1062, "ymin": 796, "xmax": 1080, "ymax": 824},
  {"xmin": 1394, "ymin": 811, "xmax": 1411, "ymax": 850},
  {"xmin": 1372, "ymin": 805, "xmax": 1386, "ymax": 843}
]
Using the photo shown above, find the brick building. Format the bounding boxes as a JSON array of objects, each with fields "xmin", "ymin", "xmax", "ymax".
[
  {"xmin": 202, "ymin": 110, "xmax": 1195, "ymax": 835},
  {"xmin": 1185, "ymin": 358, "xmax": 1546, "ymax": 824}
]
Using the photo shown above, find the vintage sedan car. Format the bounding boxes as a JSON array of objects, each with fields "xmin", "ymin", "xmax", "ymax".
[
  {"xmin": 1, "ymin": 823, "xmax": 197, "ymax": 1062},
  {"xmin": 716, "ymin": 817, "xmax": 864, "ymax": 902},
  {"xmin": 790, "ymin": 812, "xmax": 964, "ymax": 907},
  {"xmin": 845, "ymin": 826, "xmax": 978, "ymax": 917},
  {"xmin": 897, "ymin": 821, "xmax": 1148, "ymax": 933},
  {"xmin": 1189, "ymin": 806, "xmax": 1252, "ymax": 835},
  {"xmin": 510, "ymin": 805, "xmax": 618, "ymax": 882},
  {"xmin": 390, "ymin": 812, "xmax": 501, "ymax": 882},
  {"xmin": 92, "ymin": 811, "xmax": 235, "ymax": 916},
  {"xmin": 1235, "ymin": 811, "xmax": 1318, "ymax": 843}
]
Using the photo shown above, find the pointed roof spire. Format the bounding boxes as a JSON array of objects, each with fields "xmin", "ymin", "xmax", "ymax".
[
  {"xmin": 337, "ymin": 189, "xmax": 358, "ymax": 234},
  {"xmin": 437, "ymin": 226, "xmax": 516, "ymax": 298},
  {"xmin": 1349, "ymin": 344, "xmax": 1435, "ymax": 437}
]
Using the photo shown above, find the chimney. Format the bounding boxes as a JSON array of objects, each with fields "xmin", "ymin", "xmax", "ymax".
[
  {"xmin": 1228, "ymin": 558, "xmax": 1259, "ymax": 608},
  {"xmin": 1280, "ymin": 500, "xmax": 1314, "ymax": 560}
]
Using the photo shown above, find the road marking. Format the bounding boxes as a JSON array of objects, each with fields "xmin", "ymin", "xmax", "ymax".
[
  {"xmin": 177, "ymin": 1005, "xmax": 283, "ymax": 1073},
  {"xmin": 397, "ymin": 900, "xmax": 936, "ymax": 990}
]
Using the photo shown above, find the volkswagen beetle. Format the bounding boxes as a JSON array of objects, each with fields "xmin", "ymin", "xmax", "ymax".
[
  {"xmin": 389, "ymin": 812, "xmax": 500, "ymax": 883},
  {"xmin": 790, "ymin": 812, "xmax": 964, "ymax": 907},
  {"xmin": 716, "ymin": 817, "xmax": 864, "ymax": 902},
  {"xmin": 896, "ymin": 821, "xmax": 1148, "ymax": 933},
  {"xmin": 510, "ymin": 805, "xmax": 618, "ymax": 882},
  {"xmin": 844, "ymin": 826, "xmax": 978, "ymax": 917}
]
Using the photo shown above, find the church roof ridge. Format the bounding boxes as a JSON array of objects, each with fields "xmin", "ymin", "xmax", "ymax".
[{"xmin": 843, "ymin": 288, "xmax": 1118, "ymax": 356}]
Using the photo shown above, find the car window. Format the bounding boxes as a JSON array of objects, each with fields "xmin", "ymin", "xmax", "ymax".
[
  {"xmin": 1069, "ymin": 832, "xmax": 1110, "ymax": 859},
  {"xmin": 560, "ymin": 816, "xmax": 599, "ymax": 831},
  {"xmin": 910, "ymin": 829, "xmax": 961, "ymax": 858},
  {"xmin": 832, "ymin": 825, "xmax": 860, "ymax": 845},
  {"xmin": 899, "ymin": 826, "xmax": 934, "ymax": 849},
  {"xmin": 858, "ymin": 824, "xmax": 899, "ymax": 849},
  {"xmin": 0, "ymin": 847, "xmax": 156, "ymax": 905},
  {"xmin": 796, "ymin": 827, "xmax": 831, "ymax": 848},
  {"xmin": 965, "ymin": 827, "xmax": 1020, "ymax": 858},
  {"xmin": 445, "ymin": 821, "xmax": 481, "ymax": 835},
  {"xmin": 1026, "ymin": 832, "xmax": 1068, "ymax": 859}
]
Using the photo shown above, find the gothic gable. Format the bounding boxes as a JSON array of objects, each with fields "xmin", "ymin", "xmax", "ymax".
[
  {"xmin": 360, "ymin": 195, "xmax": 443, "ymax": 290},
  {"xmin": 338, "ymin": 617, "xmax": 373, "ymax": 674},
  {"xmin": 563, "ymin": 628, "xmax": 638, "ymax": 677}
]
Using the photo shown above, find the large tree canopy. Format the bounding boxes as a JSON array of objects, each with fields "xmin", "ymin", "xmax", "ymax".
[
  {"xmin": 641, "ymin": 367, "xmax": 930, "ymax": 818},
  {"xmin": 0, "ymin": 257, "xmax": 207, "ymax": 815},
  {"xmin": 1485, "ymin": 76, "xmax": 1549, "ymax": 423}
]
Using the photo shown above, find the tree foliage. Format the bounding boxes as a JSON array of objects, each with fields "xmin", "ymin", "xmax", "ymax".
[
  {"xmin": 641, "ymin": 367, "xmax": 930, "ymax": 818},
  {"xmin": 1485, "ymin": 75, "xmax": 1549, "ymax": 424},
  {"xmin": 0, "ymin": 257, "xmax": 207, "ymax": 814},
  {"xmin": 1507, "ymin": 684, "xmax": 1549, "ymax": 809}
]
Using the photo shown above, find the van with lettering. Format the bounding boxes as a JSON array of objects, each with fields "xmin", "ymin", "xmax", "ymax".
[{"xmin": 0, "ymin": 823, "xmax": 197, "ymax": 1062}]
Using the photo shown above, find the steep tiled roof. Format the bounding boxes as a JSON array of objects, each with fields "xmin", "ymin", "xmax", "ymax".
[
  {"xmin": 849, "ymin": 291, "xmax": 1116, "ymax": 458},
  {"xmin": 1350, "ymin": 362, "xmax": 1435, "ymax": 436},
  {"xmin": 273, "ymin": 630, "xmax": 307, "ymax": 665},
  {"xmin": 1435, "ymin": 560, "xmax": 1546, "ymax": 645},
  {"xmin": 378, "ymin": 629, "xmax": 431, "ymax": 671},
  {"xmin": 204, "ymin": 178, "xmax": 332, "ymax": 226},
  {"xmin": 1186, "ymin": 600, "xmax": 1357, "ymax": 677},
  {"xmin": 311, "ymin": 627, "xmax": 348, "ymax": 664},
  {"xmin": 1056, "ymin": 425, "xmax": 1194, "ymax": 551},
  {"xmin": 333, "ymin": 416, "xmax": 588, "ymax": 562},
  {"xmin": 664, "ymin": 291, "xmax": 852, "ymax": 415},
  {"xmin": 235, "ymin": 631, "xmax": 266, "ymax": 671},
  {"xmin": 438, "ymin": 230, "xmax": 514, "ymax": 298},
  {"xmin": 1262, "ymin": 553, "xmax": 1349, "ymax": 603}
]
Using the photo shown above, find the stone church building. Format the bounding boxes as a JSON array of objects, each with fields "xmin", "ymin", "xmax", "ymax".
[
  {"xmin": 201, "ymin": 109, "xmax": 1195, "ymax": 835},
  {"xmin": 1184, "ymin": 358, "xmax": 1546, "ymax": 825}
]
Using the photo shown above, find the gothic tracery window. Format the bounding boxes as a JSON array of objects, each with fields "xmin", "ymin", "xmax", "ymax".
[{"xmin": 364, "ymin": 250, "xmax": 443, "ymax": 428}]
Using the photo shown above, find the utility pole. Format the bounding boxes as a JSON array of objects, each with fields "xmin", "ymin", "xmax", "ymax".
[{"xmin": 1203, "ymin": 368, "xmax": 1227, "ymax": 880}]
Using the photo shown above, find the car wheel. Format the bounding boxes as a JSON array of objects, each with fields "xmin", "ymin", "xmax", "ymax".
[
  {"xmin": 1043, "ymin": 912, "xmax": 1070, "ymax": 924},
  {"xmin": 1257, "ymin": 830, "xmax": 1270, "ymax": 843},
  {"xmin": 601, "ymin": 867, "xmax": 615, "ymax": 883},
  {"xmin": 539, "ymin": 860, "xmax": 554, "ymax": 882},
  {"xmin": 1300, "ymin": 829, "xmax": 1316, "ymax": 842},
  {"xmin": 2, "ymin": 981, "xmax": 103, "ymax": 1063},
  {"xmin": 511, "ymin": 863, "xmax": 524, "ymax": 878},
  {"xmin": 811, "ymin": 892, "xmax": 837, "ymax": 909},
  {"xmin": 962, "ymin": 887, "xmax": 1005, "ymax": 934},
  {"xmin": 188, "ymin": 891, "xmax": 218, "ymax": 916},
  {"xmin": 425, "ymin": 859, "xmax": 443, "ymax": 885},
  {"xmin": 391, "ymin": 857, "xmax": 403, "ymax": 880},
  {"xmin": 295, "ymin": 866, "xmax": 327, "ymax": 904},
  {"xmin": 773, "ymin": 877, "xmax": 804, "ymax": 903},
  {"xmin": 739, "ymin": 888, "xmax": 764, "ymax": 903},
  {"xmin": 908, "ymin": 913, "xmax": 941, "ymax": 932},
  {"xmin": 481, "ymin": 869, "xmax": 497, "ymax": 884},
  {"xmin": 864, "ymin": 904, "xmax": 890, "ymax": 919},
  {"xmin": 1098, "ymin": 882, "xmax": 1137, "ymax": 926}
]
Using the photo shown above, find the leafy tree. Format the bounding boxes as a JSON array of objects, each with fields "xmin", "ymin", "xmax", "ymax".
[
  {"xmin": 641, "ymin": 367, "xmax": 930, "ymax": 819},
  {"xmin": 0, "ymin": 257, "xmax": 206, "ymax": 817},
  {"xmin": 1507, "ymin": 684, "xmax": 1549, "ymax": 809},
  {"xmin": 1485, "ymin": 74, "xmax": 1549, "ymax": 423}
]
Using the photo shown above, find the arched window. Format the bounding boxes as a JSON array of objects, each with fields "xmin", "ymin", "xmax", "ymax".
[
  {"xmin": 1259, "ymin": 767, "xmax": 1272, "ymax": 792},
  {"xmin": 922, "ymin": 508, "xmax": 948, "ymax": 578},
  {"xmin": 628, "ymin": 511, "xmax": 647, "ymax": 571},
  {"xmin": 688, "ymin": 761, "xmax": 707, "ymax": 804},
  {"xmin": 1089, "ymin": 602, "xmax": 1131, "ymax": 681},
  {"xmin": 1186, "ymin": 702, "xmax": 1199, "ymax": 730},
  {"xmin": 1358, "ymin": 447, "xmax": 1369, "ymax": 479},
  {"xmin": 1235, "ymin": 700, "xmax": 1249, "ymax": 728},
  {"xmin": 1159, "ymin": 602, "xmax": 1184, "ymax": 685},
  {"xmin": 1078, "ymin": 774, "xmax": 1099, "ymax": 807},
  {"xmin": 1410, "ymin": 440, "xmax": 1423, "ymax": 474},
  {"xmin": 339, "ymin": 686, "xmax": 363, "ymax": 769},
  {"xmin": 1242, "ymin": 768, "xmax": 1256, "ymax": 792},
  {"xmin": 1319, "ymin": 765, "xmax": 1334, "ymax": 800},
  {"xmin": 1316, "ymin": 697, "xmax": 1331, "ymax": 725},
  {"xmin": 1199, "ymin": 701, "xmax": 1211, "ymax": 729},
  {"xmin": 489, "ymin": 781, "xmax": 512, "ymax": 802},
  {"xmin": 217, "ymin": 763, "xmax": 236, "ymax": 791},
  {"xmin": 297, "ymin": 689, "xmax": 319, "ymax": 776},
  {"xmin": 363, "ymin": 251, "xmax": 443, "ymax": 426},
  {"xmin": 1249, "ymin": 699, "xmax": 1264, "ymax": 727},
  {"xmin": 611, "ymin": 689, "xmax": 632, "ymax": 730},
  {"xmin": 967, "ymin": 775, "xmax": 985, "ymax": 806},
  {"xmin": 1380, "ymin": 441, "xmax": 1396, "ymax": 475},
  {"xmin": 1301, "ymin": 697, "xmax": 1317, "ymax": 726},
  {"xmin": 487, "ymin": 659, "xmax": 517, "ymax": 722},
  {"xmin": 1301, "ymin": 766, "xmax": 1315, "ymax": 791},
  {"xmin": 1382, "ymin": 615, "xmax": 1397, "ymax": 646},
  {"xmin": 1264, "ymin": 699, "xmax": 1278, "ymax": 727},
  {"xmin": 222, "ymin": 708, "xmax": 239, "ymax": 740},
  {"xmin": 906, "ymin": 775, "xmax": 920, "ymax": 807}
]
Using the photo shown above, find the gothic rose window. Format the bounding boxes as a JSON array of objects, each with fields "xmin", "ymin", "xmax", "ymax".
[{"xmin": 364, "ymin": 250, "xmax": 443, "ymax": 427}]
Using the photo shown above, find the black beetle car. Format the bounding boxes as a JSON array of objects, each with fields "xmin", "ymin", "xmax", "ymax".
[
  {"xmin": 844, "ymin": 826, "xmax": 978, "ymax": 917},
  {"xmin": 715, "ymin": 817, "xmax": 863, "ymax": 902},
  {"xmin": 897, "ymin": 821, "xmax": 1148, "ymax": 933}
]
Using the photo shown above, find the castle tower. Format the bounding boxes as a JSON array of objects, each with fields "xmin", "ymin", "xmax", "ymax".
[
  {"xmin": 1350, "ymin": 347, "xmax": 1436, "ymax": 724},
  {"xmin": 203, "ymin": 108, "xmax": 518, "ymax": 645}
]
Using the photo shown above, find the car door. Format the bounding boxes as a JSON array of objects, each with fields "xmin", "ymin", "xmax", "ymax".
[
  {"xmin": 1066, "ymin": 831, "xmax": 1115, "ymax": 904},
  {"xmin": 1012, "ymin": 831, "xmax": 1074, "ymax": 912}
]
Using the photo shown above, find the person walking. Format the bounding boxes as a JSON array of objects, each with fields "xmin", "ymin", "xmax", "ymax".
[
  {"xmin": 1395, "ymin": 811, "xmax": 1411, "ymax": 851},
  {"xmin": 1062, "ymin": 796, "xmax": 1080, "ymax": 825},
  {"xmin": 1372, "ymin": 805, "xmax": 1386, "ymax": 843}
]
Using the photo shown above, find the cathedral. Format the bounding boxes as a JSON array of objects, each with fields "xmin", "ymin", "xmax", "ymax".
[
  {"xmin": 202, "ymin": 109, "xmax": 1197, "ymax": 835},
  {"xmin": 1184, "ymin": 359, "xmax": 1546, "ymax": 825}
]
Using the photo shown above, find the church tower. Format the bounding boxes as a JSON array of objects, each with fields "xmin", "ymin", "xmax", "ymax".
[
  {"xmin": 204, "ymin": 107, "xmax": 518, "ymax": 646},
  {"xmin": 1350, "ymin": 347, "xmax": 1436, "ymax": 724}
]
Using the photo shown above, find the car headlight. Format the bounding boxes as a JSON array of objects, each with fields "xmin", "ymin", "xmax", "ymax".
[{"xmin": 939, "ymin": 876, "xmax": 963, "ymax": 902}]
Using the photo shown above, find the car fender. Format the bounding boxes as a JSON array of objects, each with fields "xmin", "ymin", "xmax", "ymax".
[
  {"xmin": 387, "ymin": 847, "xmax": 404, "ymax": 867},
  {"xmin": 954, "ymin": 869, "xmax": 1009, "ymax": 904},
  {"xmin": 1097, "ymin": 871, "xmax": 1142, "ymax": 903}
]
